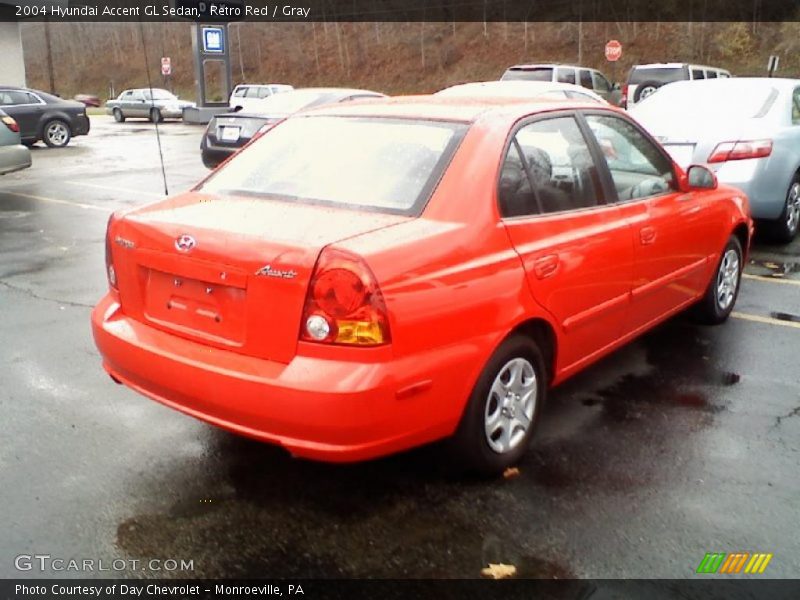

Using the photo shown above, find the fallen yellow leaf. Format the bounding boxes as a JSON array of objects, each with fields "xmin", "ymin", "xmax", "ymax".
[
  {"xmin": 481, "ymin": 563, "xmax": 517, "ymax": 579},
  {"xmin": 503, "ymin": 467, "xmax": 520, "ymax": 479}
]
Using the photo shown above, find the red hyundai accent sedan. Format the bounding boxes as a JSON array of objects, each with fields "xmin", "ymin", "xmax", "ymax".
[{"xmin": 92, "ymin": 97, "xmax": 753, "ymax": 474}]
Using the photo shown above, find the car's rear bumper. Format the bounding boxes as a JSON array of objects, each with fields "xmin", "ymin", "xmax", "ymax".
[
  {"xmin": 200, "ymin": 137, "xmax": 239, "ymax": 168},
  {"xmin": 715, "ymin": 160, "xmax": 783, "ymax": 220},
  {"xmin": 91, "ymin": 294, "xmax": 459, "ymax": 462},
  {"xmin": 0, "ymin": 144, "xmax": 32, "ymax": 175}
]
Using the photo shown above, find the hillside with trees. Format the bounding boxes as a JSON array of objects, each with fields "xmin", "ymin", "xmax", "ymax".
[{"xmin": 19, "ymin": 20, "xmax": 800, "ymax": 101}]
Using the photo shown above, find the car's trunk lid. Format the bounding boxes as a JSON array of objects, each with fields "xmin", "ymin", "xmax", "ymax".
[{"xmin": 112, "ymin": 193, "xmax": 409, "ymax": 363}]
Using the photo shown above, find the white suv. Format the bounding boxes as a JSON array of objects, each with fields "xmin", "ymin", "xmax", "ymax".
[
  {"xmin": 624, "ymin": 63, "xmax": 731, "ymax": 108},
  {"xmin": 229, "ymin": 84, "xmax": 293, "ymax": 112}
]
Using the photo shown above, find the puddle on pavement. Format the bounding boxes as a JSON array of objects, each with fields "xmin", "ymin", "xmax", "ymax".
[
  {"xmin": 748, "ymin": 258, "xmax": 800, "ymax": 279},
  {"xmin": 770, "ymin": 311, "xmax": 800, "ymax": 324}
]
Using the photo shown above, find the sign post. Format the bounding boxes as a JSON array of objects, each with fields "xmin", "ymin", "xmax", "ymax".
[
  {"xmin": 605, "ymin": 39, "xmax": 622, "ymax": 88},
  {"xmin": 767, "ymin": 55, "xmax": 779, "ymax": 77}
]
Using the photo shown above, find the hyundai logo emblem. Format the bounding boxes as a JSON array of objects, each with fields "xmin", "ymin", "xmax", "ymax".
[{"xmin": 175, "ymin": 234, "xmax": 196, "ymax": 252}]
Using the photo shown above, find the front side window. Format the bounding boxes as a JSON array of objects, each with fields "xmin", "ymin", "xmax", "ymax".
[
  {"xmin": 691, "ymin": 69, "xmax": 705, "ymax": 80},
  {"xmin": 707, "ymin": 70, "xmax": 718, "ymax": 79},
  {"xmin": 579, "ymin": 70, "xmax": 593, "ymax": 89},
  {"xmin": 201, "ymin": 116, "xmax": 467, "ymax": 215},
  {"xmin": 498, "ymin": 115, "xmax": 601, "ymax": 217},
  {"xmin": 232, "ymin": 87, "xmax": 247, "ymax": 97},
  {"xmin": 791, "ymin": 88, "xmax": 800, "ymax": 124},
  {"xmin": 585, "ymin": 114, "xmax": 675, "ymax": 202},
  {"xmin": 556, "ymin": 68, "xmax": 576, "ymax": 85}
]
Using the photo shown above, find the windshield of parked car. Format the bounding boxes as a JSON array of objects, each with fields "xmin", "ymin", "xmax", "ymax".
[
  {"xmin": 501, "ymin": 68, "xmax": 553, "ymax": 82},
  {"xmin": 200, "ymin": 116, "xmax": 467, "ymax": 215},
  {"xmin": 631, "ymin": 81, "xmax": 778, "ymax": 121}
]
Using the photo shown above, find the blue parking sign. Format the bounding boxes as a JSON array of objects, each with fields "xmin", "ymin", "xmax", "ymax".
[{"xmin": 202, "ymin": 27, "xmax": 224, "ymax": 53}]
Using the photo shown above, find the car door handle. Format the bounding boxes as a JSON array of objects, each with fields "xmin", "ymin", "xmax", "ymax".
[
  {"xmin": 640, "ymin": 226, "xmax": 657, "ymax": 245},
  {"xmin": 533, "ymin": 254, "xmax": 559, "ymax": 279}
]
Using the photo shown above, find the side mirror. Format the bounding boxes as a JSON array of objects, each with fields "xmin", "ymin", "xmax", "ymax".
[
  {"xmin": 612, "ymin": 82, "xmax": 621, "ymax": 91},
  {"xmin": 685, "ymin": 164, "xmax": 718, "ymax": 190}
]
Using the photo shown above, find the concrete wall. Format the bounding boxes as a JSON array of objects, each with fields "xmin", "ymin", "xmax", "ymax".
[{"xmin": 0, "ymin": 22, "xmax": 26, "ymax": 87}]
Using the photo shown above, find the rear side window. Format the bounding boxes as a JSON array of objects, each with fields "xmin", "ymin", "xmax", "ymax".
[
  {"xmin": 629, "ymin": 67, "xmax": 688, "ymax": 85},
  {"xmin": 201, "ymin": 116, "xmax": 467, "ymax": 216},
  {"xmin": 707, "ymin": 71, "xmax": 718, "ymax": 79},
  {"xmin": 0, "ymin": 90, "xmax": 33, "ymax": 105},
  {"xmin": 501, "ymin": 67, "xmax": 554, "ymax": 82},
  {"xmin": 585, "ymin": 114, "xmax": 675, "ymax": 202},
  {"xmin": 792, "ymin": 88, "xmax": 800, "ymax": 124},
  {"xmin": 498, "ymin": 115, "xmax": 600, "ymax": 217},
  {"xmin": 556, "ymin": 68, "xmax": 576, "ymax": 85}
]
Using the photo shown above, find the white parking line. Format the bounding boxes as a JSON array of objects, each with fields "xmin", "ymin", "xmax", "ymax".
[
  {"xmin": 4, "ymin": 190, "xmax": 109, "ymax": 212},
  {"xmin": 743, "ymin": 273, "xmax": 800, "ymax": 287},
  {"xmin": 66, "ymin": 180, "xmax": 164, "ymax": 198},
  {"xmin": 731, "ymin": 311, "xmax": 800, "ymax": 330}
]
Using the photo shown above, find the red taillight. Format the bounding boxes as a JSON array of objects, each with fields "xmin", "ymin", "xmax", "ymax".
[
  {"xmin": 708, "ymin": 140, "xmax": 772, "ymax": 163},
  {"xmin": 621, "ymin": 85, "xmax": 628, "ymax": 108},
  {"xmin": 105, "ymin": 215, "xmax": 118, "ymax": 291},
  {"xmin": 300, "ymin": 248, "xmax": 391, "ymax": 346},
  {"xmin": 1, "ymin": 116, "xmax": 19, "ymax": 133}
]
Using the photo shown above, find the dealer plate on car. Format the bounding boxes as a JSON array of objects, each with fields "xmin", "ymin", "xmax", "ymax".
[{"xmin": 220, "ymin": 126, "xmax": 241, "ymax": 142}]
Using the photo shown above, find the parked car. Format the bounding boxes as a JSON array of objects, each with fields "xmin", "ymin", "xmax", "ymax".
[
  {"xmin": 202, "ymin": 87, "xmax": 385, "ymax": 168},
  {"xmin": 0, "ymin": 87, "xmax": 90, "ymax": 148},
  {"xmin": 501, "ymin": 63, "xmax": 622, "ymax": 105},
  {"xmin": 106, "ymin": 88, "xmax": 195, "ymax": 123},
  {"xmin": 623, "ymin": 62, "xmax": 731, "ymax": 108},
  {"xmin": 229, "ymin": 83, "xmax": 293, "ymax": 112},
  {"xmin": 436, "ymin": 80, "xmax": 607, "ymax": 104},
  {"xmin": 0, "ymin": 108, "xmax": 31, "ymax": 175},
  {"xmin": 74, "ymin": 94, "xmax": 101, "ymax": 108},
  {"xmin": 93, "ymin": 96, "xmax": 752, "ymax": 474},
  {"xmin": 631, "ymin": 77, "xmax": 800, "ymax": 242}
]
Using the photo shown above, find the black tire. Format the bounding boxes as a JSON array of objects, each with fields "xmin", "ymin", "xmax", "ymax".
[
  {"xmin": 633, "ymin": 80, "xmax": 661, "ymax": 104},
  {"xmin": 113, "ymin": 108, "xmax": 125, "ymax": 123},
  {"xmin": 149, "ymin": 108, "xmax": 162, "ymax": 123},
  {"xmin": 42, "ymin": 119, "xmax": 71, "ymax": 148},
  {"xmin": 694, "ymin": 235, "xmax": 743, "ymax": 325},
  {"xmin": 768, "ymin": 174, "xmax": 800, "ymax": 244},
  {"xmin": 448, "ymin": 334, "xmax": 547, "ymax": 476}
]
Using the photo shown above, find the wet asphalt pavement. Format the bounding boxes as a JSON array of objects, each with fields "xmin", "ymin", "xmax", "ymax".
[{"xmin": 1, "ymin": 117, "xmax": 799, "ymax": 580}]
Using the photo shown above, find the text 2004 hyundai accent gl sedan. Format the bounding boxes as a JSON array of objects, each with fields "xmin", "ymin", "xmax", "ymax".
[{"xmin": 92, "ymin": 97, "xmax": 752, "ymax": 474}]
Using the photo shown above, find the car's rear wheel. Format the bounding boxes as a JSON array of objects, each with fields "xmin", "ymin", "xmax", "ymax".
[
  {"xmin": 113, "ymin": 108, "xmax": 125, "ymax": 123},
  {"xmin": 694, "ymin": 235, "xmax": 743, "ymax": 325},
  {"xmin": 42, "ymin": 119, "xmax": 71, "ymax": 148},
  {"xmin": 634, "ymin": 81, "xmax": 661, "ymax": 103},
  {"xmin": 149, "ymin": 108, "xmax": 163, "ymax": 123},
  {"xmin": 769, "ymin": 175, "xmax": 800, "ymax": 243},
  {"xmin": 448, "ymin": 334, "xmax": 546, "ymax": 475}
]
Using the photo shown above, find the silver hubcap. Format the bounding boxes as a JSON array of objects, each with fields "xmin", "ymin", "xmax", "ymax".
[
  {"xmin": 786, "ymin": 183, "xmax": 800, "ymax": 233},
  {"xmin": 47, "ymin": 122, "xmax": 67, "ymax": 145},
  {"xmin": 640, "ymin": 86, "xmax": 657, "ymax": 99},
  {"xmin": 484, "ymin": 358, "xmax": 537, "ymax": 454},
  {"xmin": 716, "ymin": 249, "xmax": 740, "ymax": 311}
]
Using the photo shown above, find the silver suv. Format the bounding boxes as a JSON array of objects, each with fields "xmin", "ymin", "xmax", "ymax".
[
  {"xmin": 501, "ymin": 63, "xmax": 622, "ymax": 106},
  {"xmin": 624, "ymin": 63, "xmax": 731, "ymax": 108}
]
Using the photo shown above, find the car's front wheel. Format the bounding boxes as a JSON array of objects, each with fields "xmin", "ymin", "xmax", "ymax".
[
  {"xmin": 113, "ymin": 108, "xmax": 125, "ymax": 123},
  {"xmin": 449, "ymin": 334, "xmax": 546, "ymax": 475},
  {"xmin": 42, "ymin": 119, "xmax": 71, "ymax": 148},
  {"xmin": 694, "ymin": 235, "xmax": 743, "ymax": 325},
  {"xmin": 770, "ymin": 175, "xmax": 800, "ymax": 243}
]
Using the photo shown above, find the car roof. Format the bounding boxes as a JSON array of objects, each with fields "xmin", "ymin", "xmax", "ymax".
[
  {"xmin": 633, "ymin": 63, "xmax": 729, "ymax": 71},
  {"xmin": 304, "ymin": 94, "xmax": 613, "ymax": 123},
  {"xmin": 505, "ymin": 63, "xmax": 594, "ymax": 70},
  {"xmin": 656, "ymin": 77, "xmax": 797, "ymax": 91}
]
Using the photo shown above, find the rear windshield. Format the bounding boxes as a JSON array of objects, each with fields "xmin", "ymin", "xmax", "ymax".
[
  {"xmin": 200, "ymin": 116, "xmax": 468, "ymax": 215},
  {"xmin": 501, "ymin": 68, "xmax": 553, "ymax": 82},
  {"xmin": 629, "ymin": 67, "xmax": 688, "ymax": 85}
]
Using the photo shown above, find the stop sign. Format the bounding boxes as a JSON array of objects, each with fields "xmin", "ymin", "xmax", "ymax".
[{"xmin": 605, "ymin": 40, "xmax": 622, "ymax": 62}]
